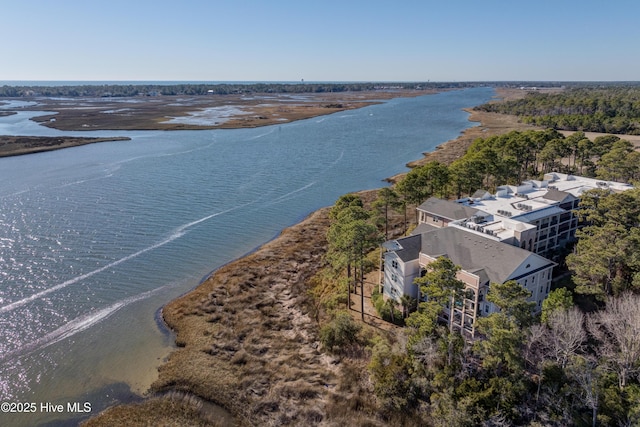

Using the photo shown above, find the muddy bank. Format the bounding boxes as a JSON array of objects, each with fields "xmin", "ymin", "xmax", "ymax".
[
  {"xmin": 22, "ymin": 89, "xmax": 438, "ymax": 132},
  {"xmin": 0, "ymin": 135, "xmax": 131, "ymax": 157},
  {"xmin": 1, "ymin": 89, "xmax": 436, "ymax": 157},
  {"xmin": 386, "ymin": 88, "xmax": 541, "ymax": 182}
]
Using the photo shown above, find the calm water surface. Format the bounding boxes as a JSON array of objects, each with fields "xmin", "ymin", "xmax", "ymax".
[{"xmin": 0, "ymin": 88, "xmax": 494, "ymax": 425}]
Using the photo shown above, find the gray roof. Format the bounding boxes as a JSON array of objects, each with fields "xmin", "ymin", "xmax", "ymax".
[
  {"xmin": 471, "ymin": 189, "xmax": 491, "ymax": 199},
  {"xmin": 419, "ymin": 227, "xmax": 554, "ymax": 285},
  {"xmin": 390, "ymin": 234, "xmax": 422, "ymax": 262},
  {"xmin": 542, "ymin": 189, "xmax": 574, "ymax": 203},
  {"xmin": 417, "ymin": 197, "xmax": 480, "ymax": 221},
  {"xmin": 411, "ymin": 223, "xmax": 438, "ymax": 236}
]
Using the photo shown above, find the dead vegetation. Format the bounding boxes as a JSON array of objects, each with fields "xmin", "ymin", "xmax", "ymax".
[
  {"xmin": 85, "ymin": 88, "xmax": 537, "ymax": 426},
  {"xmin": 0, "ymin": 135, "xmax": 130, "ymax": 157},
  {"xmin": 83, "ymin": 392, "xmax": 231, "ymax": 427},
  {"xmin": 24, "ymin": 89, "xmax": 436, "ymax": 132},
  {"xmin": 147, "ymin": 206, "xmax": 403, "ymax": 426},
  {"xmin": 86, "ymin": 190, "xmax": 417, "ymax": 426}
]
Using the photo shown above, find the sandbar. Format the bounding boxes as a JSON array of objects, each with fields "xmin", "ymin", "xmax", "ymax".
[
  {"xmin": 0, "ymin": 89, "xmax": 436, "ymax": 157},
  {"xmin": 0, "ymin": 135, "xmax": 131, "ymax": 157},
  {"xmin": 22, "ymin": 89, "xmax": 437, "ymax": 131}
]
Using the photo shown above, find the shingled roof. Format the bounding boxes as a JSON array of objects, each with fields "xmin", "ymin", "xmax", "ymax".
[
  {"xmin": 417, "ymin": 227, "xmax": 554, "ymax": 285},
  {"xmin": 389, "ymin": 234, "xmax": 422, "ymax": 262},
  {"xmin": 542, "ymin": 189, "xmax": 574, "ymax": 203}
]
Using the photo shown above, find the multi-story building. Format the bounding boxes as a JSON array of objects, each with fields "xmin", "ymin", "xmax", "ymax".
[
  {"xmin": 418, "ymin": 173, "xmax": 633, "ymax": 257},
  {"xmin": 383, "ymin": 227, "xmax": 555, "ymax": 336},
  {"xmin": 382, "ymin": 172, "xmax": 632, "ymax": 335}
]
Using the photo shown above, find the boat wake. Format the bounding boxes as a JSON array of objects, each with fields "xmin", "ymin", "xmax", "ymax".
[
  {"xmin": 0, "ymin": 203, "xmax": 249, "ymax": 315},
  {"xmin": 269, "ymin": 182, "xmax": 315, "ymax": 204},
  {"xmin": 0, "ymin": 287, "xmax": 165, "ymax": 362},
  {"xmin": 0, "ymin": 232, "xmax": 185, "ymax": 315},
  {"xmin": 248, "ymin": 128, "xmax": 276, "ymax": 140}
]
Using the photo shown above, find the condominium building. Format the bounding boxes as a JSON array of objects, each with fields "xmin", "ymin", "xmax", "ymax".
[
  {"xmin": 381, "ymin": 172, "xmax": 632, "ymax": 335},
  {"xmin": 421, "ymin": 172, "xmax": 633, "ymax": 257},
  {"xmin": 383, "ymin": 227, "xmax": 555, "ymax": 336}
]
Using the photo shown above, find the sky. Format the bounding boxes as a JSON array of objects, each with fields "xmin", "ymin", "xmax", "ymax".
[{"xmin": 2, "ymin": 0, "xmax": 639, "ymax": 82}]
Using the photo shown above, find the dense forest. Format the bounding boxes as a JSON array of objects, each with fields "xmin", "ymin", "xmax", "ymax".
[
  {"xmin": 475, "ymin": 86, "xmax": 640, "ymax": 135},
  {"xmin": 314, "ymin": 124, "xmax": 640, "ymax": 426}
]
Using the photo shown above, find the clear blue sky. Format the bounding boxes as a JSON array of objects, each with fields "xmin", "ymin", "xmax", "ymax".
[{"xmin": 2, "ymin": 0, "xmax": 639, "ymax": 82}]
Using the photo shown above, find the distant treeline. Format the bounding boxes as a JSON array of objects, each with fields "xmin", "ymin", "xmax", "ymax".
[
  {"xmin": 476, "ymin": 84, "xmax": 640, "ymax": 135},
  {"xmin": 0, "ymin": 82, "xmax": 447, "ymax": 97},
  {"xmin": 0, "ymin": 81, "xmax": 575, "ymax": 98}
]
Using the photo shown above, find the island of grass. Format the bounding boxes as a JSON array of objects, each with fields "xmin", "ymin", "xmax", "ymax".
[
  {"xmin": 0, "ymin": 135, "xmax": 131, "ymax": 157},
  {"xmin": 0, "ymin": 85, "xmax": 441, "ymax": 156}
]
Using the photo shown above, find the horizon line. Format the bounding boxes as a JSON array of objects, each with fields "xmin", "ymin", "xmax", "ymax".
[{"xmin": 2, "ymin": 79, "xmax": 640, "ymax": 84}]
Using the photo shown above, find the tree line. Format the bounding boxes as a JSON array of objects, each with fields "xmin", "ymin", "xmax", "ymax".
[
  {"xmin": 2, "ymin": 81, "xmax": 599, "ymax": 98},
  {"xmin": 0, "ymin": 82, "xmax": 486, "ymax": 98},
  {"xmin": 394, "ymin": 129, "xmax": 639, "ymax": 217},
  {"xmin": 475, "ymin": 86, "xmax": 640, "ymax": 135}
]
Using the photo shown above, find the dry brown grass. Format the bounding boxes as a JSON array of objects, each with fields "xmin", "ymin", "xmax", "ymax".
[
  {"xmin": 87, "ymin": 190, "xmax": 415, "ymax": 426},
  {"xmin": 26, "ymin": 89, "xmax": 437, "ymax": 131},
  {"xmin": 82, "ymin": 393, "xmax": 230, "ymax": 427},
  {"xmin": 0, "ymin": 135, "xmax": 130, "ymax": 157},
  {"xmin": 144, "ymin": 207, "xmax": 380, "ymax": 426},
  {"xmin": 86, "ymin": 88, "xmax": 534, "ymax": 426}
]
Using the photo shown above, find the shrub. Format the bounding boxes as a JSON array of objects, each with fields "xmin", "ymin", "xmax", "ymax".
[
  {"xmin": 320, "ymin": 311, "xmax": 361, "ymax": 353},
  {"xmin": 372, "ymin": 288, "xmax": 404, "ymax": 325}
]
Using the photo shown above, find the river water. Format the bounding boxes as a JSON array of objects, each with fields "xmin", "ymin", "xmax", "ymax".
[{"xmin": 0, "ymin": 87, "xmax": 494, "ymax": 425}]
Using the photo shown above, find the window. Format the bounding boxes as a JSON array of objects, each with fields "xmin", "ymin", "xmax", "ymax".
[
  {"xmin": 391, "ymin": 260, "xmax": 399, "ymax": 269},
  {"xmin": 485, "ymin": 305, "xmax": 489, "ymax": 313},
  {"xmin": 391, "ymin": 274, "xmax": 397, "ymax": 282}
]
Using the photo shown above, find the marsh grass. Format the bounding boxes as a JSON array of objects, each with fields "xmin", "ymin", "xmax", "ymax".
[
  {"xmin": 86, "ymin": 99, "xmax": 527, "ymax": 425},
  {"xmin": 82, "ymin": 393, "xmax": 230, "ymax": 427}
]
